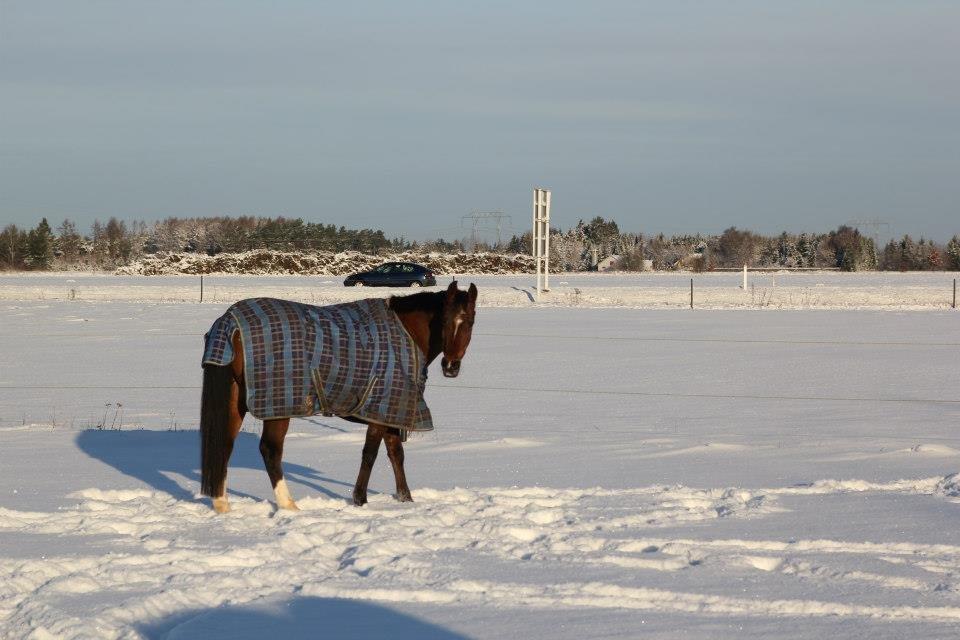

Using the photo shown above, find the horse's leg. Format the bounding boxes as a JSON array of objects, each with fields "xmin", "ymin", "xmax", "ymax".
[
  {"xmin": 208, "ymin": 334, "xmax": 246, "ymax": 514},
  {"xmin": 353, "ymin": 423, "xmax": 385, "ymax": 506},
  {"xmin": 209, "ymin": 370, "xmax": 245, "ymax": 514},
  {"xmin": 383, "ymin": 428, "xmax": 413, "ymax": 502},
  {"xmin": 260, "ymin": 418, "xmax": 297, "ymax": 510}
]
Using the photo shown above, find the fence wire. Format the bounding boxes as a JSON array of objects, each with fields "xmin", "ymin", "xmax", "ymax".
[
  {"xmin": 0, "ymin": 383, "xmax": 956, "ymax": 406},
  {"xmin": 1, "ymin": 331, "xmax": 958, "ymax": 347}
]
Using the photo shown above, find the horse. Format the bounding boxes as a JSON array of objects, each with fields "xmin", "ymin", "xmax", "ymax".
[{"xmin": 198, "ymin": 280, "xmax": 477, "ymax": 513}]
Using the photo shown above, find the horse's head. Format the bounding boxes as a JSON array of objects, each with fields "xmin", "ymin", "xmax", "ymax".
[{"xmin": 440, "ymin": 280, "xmax": 477, "ymax": 378}]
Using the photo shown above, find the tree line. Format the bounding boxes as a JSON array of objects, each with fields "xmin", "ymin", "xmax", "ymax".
[
  {"xmin": 508, "ymin": 218, "xmax": 960, "ymax": 272},
  {"xmin": 0, "ymin": 216, "xmax": 401, "ymax": 270},
  {"xmin": 1, "ymin": 215, "xmax": 958, "ymax": 272}
]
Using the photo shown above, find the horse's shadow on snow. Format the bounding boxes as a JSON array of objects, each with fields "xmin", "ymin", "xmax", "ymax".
[
  {"xmin": 138, "ymin": 596, "xmax": 468, "ymax": 640},
  {"xmin": 75, "ymin": 429, "xmax": 364, "ymax": 504}
]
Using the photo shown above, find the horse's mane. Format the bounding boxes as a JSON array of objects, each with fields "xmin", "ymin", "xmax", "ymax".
[{"xmin": 388, "ymin": 290, "xmax": 445, "ymax": 314}]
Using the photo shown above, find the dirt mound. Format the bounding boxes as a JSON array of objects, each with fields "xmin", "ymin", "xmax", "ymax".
[{"xmin": 117, "ymin": 250, "xmax": 534, "ymax": 276}]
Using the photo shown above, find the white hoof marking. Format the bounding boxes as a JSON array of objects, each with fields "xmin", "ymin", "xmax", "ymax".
[{"xmin": 275, "ymin": 479, "xmax": 299, "ymax": 511}]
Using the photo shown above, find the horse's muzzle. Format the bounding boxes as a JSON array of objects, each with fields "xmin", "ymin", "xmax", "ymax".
[{"xmin": 441, "ymin": 357, "xmax": 461, "ymax": 378}]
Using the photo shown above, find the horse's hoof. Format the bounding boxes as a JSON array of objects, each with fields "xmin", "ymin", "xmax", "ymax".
[
  {"xmin": 352, "ymin": 493, "xmax": 367, "ymax": 507},
  {"xmin": 274, "ymin": 479, "xmax": 299, "ymax": 511},
  {"xmin": 212, "ymin": 497, "xmax": 231, "ymax": 514},
  {"xmin": 395, "ymin": 492, "xmax": 413, "ymax": 503}
]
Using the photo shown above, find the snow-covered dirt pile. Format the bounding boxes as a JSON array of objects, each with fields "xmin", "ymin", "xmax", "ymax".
[{"xmin": 117, "ymin": 250, "xmax": 534, "ymax": 276}]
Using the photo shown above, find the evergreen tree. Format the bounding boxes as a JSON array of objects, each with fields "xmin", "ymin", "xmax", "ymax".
[
  {"xmin": 105, "ymin": 218, "xmax": 132, "ymax": 263},
  {"xmin": 91, "ymin": 220, "xmax": 109, "ymax": 267},
  {"xmin": 825, "ymin": 227, "xmax": 876, "ymax": 271},
  {"xmin": 879, "ymin": 239, "xmax": 900, "ymax": 270},
  {"xmin": 946, "ymin": 236, "xmax": 960, "ymax": 271},
  {"xmin": 776, "ymin": 232, "xmax": 793, "ymax": 266},
  {"xmin": 26, "ymin": 218, "xmax": 54, "ymax": 269},
  {"xmin": 857, "ymin": 235, "xmax": 878, "ymax": 270},
  {"xmin": 899, "ymin": 235, "xmax": 920, "ymax": 271},
  {"xmin": 795, "ymin": 234, "xmax": 812, "ymax": 268},
  {"xmin": 57, "ymin": 219, "xmax": 84, "ymax": 264}
]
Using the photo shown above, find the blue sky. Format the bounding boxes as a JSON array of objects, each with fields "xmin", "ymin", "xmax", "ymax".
[{"xmin": 1, "ymin": 1, "xmax": 957, "ymax": 243}]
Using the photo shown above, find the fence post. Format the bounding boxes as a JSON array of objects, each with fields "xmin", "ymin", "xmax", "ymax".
[
  {"xmin": 200, "ymin": 275, "xmax": 204, "ymax": 303},
  {"xmin": 690, "ymin": 278, "xmax": 693, "ymax": 309},
  {"xmin": 953, "ymin": 278, "xmax": 956, "ymax": 309}
]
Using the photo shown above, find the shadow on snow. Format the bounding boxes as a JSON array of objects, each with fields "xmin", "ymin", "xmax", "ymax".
[
  {"xmin": 137, "ymin": 596, "xmax": 470, "ymax": 640},
  {"xmin": 75, "ymin": 429, "xmax": 367, "ymax": 504}
]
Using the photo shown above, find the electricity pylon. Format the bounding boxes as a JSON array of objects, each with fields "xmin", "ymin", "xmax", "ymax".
[{"xmin": 461, "ymin": 210, "xmax": 512, "ymax": 248}]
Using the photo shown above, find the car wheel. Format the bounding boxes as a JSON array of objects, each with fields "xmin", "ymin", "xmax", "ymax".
[
  {"xmin": 354, "ymin": 281, "xmax": 364, "ymax": 287},
  {"xmin": 409, "ymin": 281, "xmax": 422, "ymax": 288}
]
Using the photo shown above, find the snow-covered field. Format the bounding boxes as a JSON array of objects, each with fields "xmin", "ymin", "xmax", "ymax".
[
  {"xmin": 1, "ymin": 273, "xmax": 959, "ymax": 639},
  {"xmin": 1, "ymin": 270, "xmax": 958, "ymax": 309}
]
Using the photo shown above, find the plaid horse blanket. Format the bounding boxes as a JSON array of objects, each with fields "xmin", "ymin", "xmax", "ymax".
[{"xmin": 202, "ymin": 297, "xmax": 432, "ymax": 432}]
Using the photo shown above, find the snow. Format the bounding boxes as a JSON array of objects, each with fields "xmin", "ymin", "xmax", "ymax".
[
  {"xmin": 1, "ymin": 270, "xmax": 958, "ymax": 309},
  {"xmin": 1, "ymin": 274, "xmax": 959, "ymax": 639}
]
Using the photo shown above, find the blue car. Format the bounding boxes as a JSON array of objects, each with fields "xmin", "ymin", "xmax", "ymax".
[{"xmin": 343, "ymin": 262, "xmax": 437, "ymax": 288}]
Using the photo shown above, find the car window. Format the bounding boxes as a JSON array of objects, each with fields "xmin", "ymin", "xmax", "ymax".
[
  {"xmin": 375, "ymin": 265, "xmax": 392, "ymax": 273},
  {"xmin": 399, "ymin": 264, "xmax": 415, "ymax": 273}
]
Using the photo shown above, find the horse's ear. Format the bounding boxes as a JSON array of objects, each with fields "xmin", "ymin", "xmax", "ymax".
[
  {"xmin": 446, "ymin": 280, "xmax": 458, "ymax": 299},
  {"xmin": 468, "ymin": 283, "xmax": 477, "ymax": 303}
]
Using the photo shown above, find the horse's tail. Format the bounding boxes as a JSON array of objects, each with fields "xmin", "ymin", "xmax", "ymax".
[{"xmin": 200, "ymin": 363, "xmax": 234, "ymax": 497}]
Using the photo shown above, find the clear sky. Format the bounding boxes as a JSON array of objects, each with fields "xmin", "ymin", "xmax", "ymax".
[{"xmin": 1, "ymin": 1, "xmax": 957, "ymax": 243}]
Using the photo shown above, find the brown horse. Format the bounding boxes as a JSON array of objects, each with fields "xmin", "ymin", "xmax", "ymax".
[{"xmin": 199, "ymin": 281, "xmax": 477, "ymax": 513}]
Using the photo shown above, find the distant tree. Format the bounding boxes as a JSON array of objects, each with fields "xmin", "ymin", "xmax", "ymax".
[
  {"xmin": 104, "ymin": 217, "xmax": 132, "ymax": 264},
  {"xmin": 582, "ymin": 217, "xmax": 620, "ymax": 247},
  {"xmin": 504, "ymin": 233, "xmax": 529, "ymax": 255},
  {"xmin": 90, "ymin": 220, "xmax": 108, "ymax": 267},
  {"xmin": 56, "ymin": 219, "xmax": 84, "ymax": 264},
  {"xmin": 879, "ymin": 239, "xmax": 900, "ymax": 270},
  {"xmin": 586, "ymin": 217, "xmax": 621, "ymax": 262},
  {"xmin": 0, "ymin": 225, "xmax": 28, "ymax": 269},
  {"xmin": 772, "ymin": 232, "xmax": 792, "ymax": 266},
  {"xmin": 717, "ymin": 227, "xmax": 758, "ymax": 267},
  {"xmin": 860, "ymin": 235, "xmax": 878, "ymax": 270},
  {"xmin": 549, "ymin": 226, "xmax": 587, "ymax": 271},
  {"xmin": 26, "ymin": 218, "xmax": 55, "ymax": 269},
  {"xmin": 614, "ymin": 245, "xmax": 646, "ymax": 271},
  {"xmin": 421, "ymin": 237, "xmax": 465, "ymax": 253},
  {"xmin": 794, "ymin": 234, "xmax": 811, "ymax": 267},
  {"xmin": 926, "ymin": 245, "xmax": 943, "ymax": 270},
  {"xmin": 946, "ymin": 236, "xmax": 960, "ymax": 270},
  {"xmin": 216, "ymin": 216, "xmax": 257, "ymax": 252},
  {"xmin": 827, "ymin": 226, "xmax": 876, "ymax": 271},
  {"xmin": 900, "ymin": 235, "xmax": 921, "ymax": 271}
]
